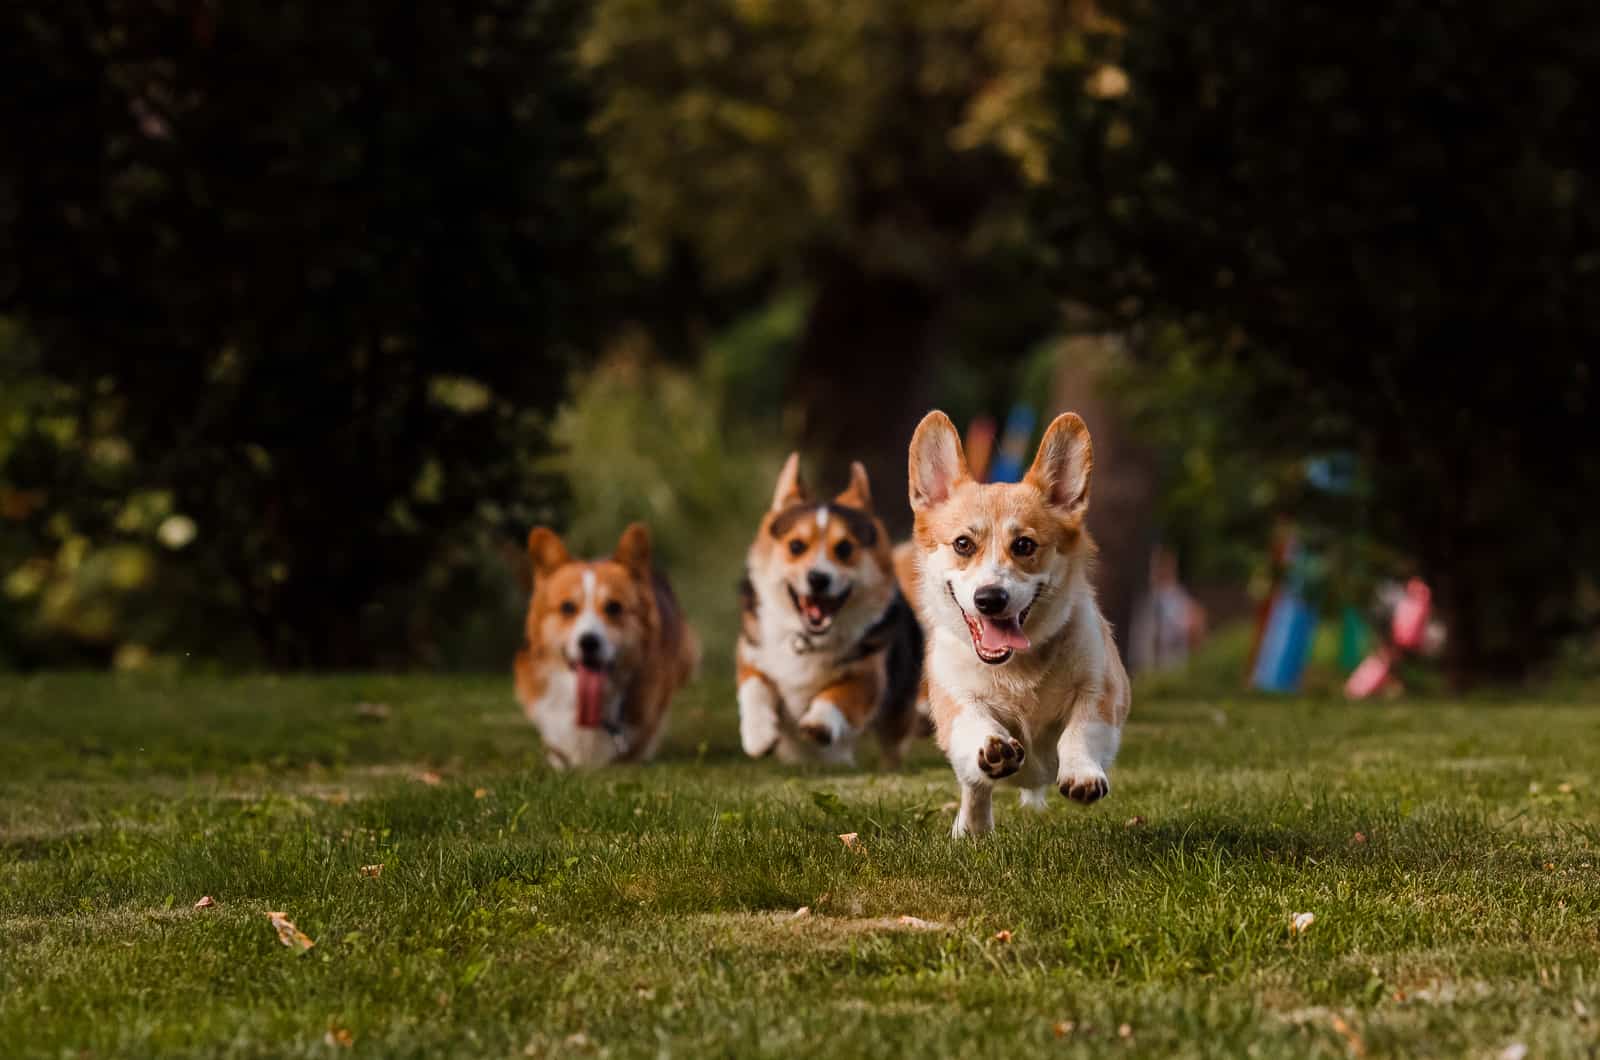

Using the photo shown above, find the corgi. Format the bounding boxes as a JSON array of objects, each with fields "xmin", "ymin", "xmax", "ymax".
[
  {"xmin": 514, "ymin": 523, "xmax": 698, "ymax": 768},
  {"xmin": 905, "ymin": 410, "xmax": 1131, "ymax": 836},
  {"xmin": 736, "ymin": 454, "xmax": 924, "ymax": 767}
]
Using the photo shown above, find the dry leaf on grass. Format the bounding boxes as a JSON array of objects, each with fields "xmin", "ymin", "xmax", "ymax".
[
  {"xmin": 1350, "ymin": 832, "xmax": 1368, "ymax": 845},
  {"xmin": 1052, "ymin": 1021, "xmax": 1075, "ymax": 1038},
  {"xmin": 993, "ymin": 930, "xmax": 1013, "ymax": 943},
  {"xmin": 1329, "ymin": 1014, "xmax": 1365, "ymax": 1057},
  {"xmin": 324, "ymin": 1027, "xmax": 354, "ymax": 1049},
  {"xmin": 354, "ymin": 702, "xmax": 391, "ymax": 722},
  {"xmin": 837, "ymin": 832, "xmax": 863, "ymax": 852},
  {"xmin": 359, "ymin": 864, "xmax": 383, "ymax": 879},
  {"xmin": 1498, "ymin": 1045, "xmax": 1528, "ymax": 1060},
  {"xmin": 193, "ymin": 895, "xmax": 216, "ymax": 910},
  {"xmin": 791, "ymin": 906, "xmax": 812, "ymax": 920},
  {"xmin": 1291, "ymin": 912, "xmax": 1316, "ymax": 935},
  {"xmin": 1118, "ymin": 1023, "xmax": 1133, "ymax": 1039},
  {"xmin": 1125, "ymin": 815, "xmax": 1146, "ymax": 828},
  {"xmin": 474, "ymin": 788, "xmax": 489, "ymax": 799},
  {"xmin": 895, "ymin": 915, "xmax": 944, "ymax": 930},
  {"xmin": 266, "ymin": 911, "xmax": 315, "ymax": 953},
  {"xmin": 416, "ymin": 770, "xmax": 443, "ymax": 786}
]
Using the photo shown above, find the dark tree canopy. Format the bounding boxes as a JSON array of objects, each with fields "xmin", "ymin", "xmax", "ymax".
[
  {"xmin": 0, "ymin": 1, "xmax": 619, "ymax": 666},
  {"xmin": 1043, "ymin": 1, "xmax": 1600, "ymax": 682}
]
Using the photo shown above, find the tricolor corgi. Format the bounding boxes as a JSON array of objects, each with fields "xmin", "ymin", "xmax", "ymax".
[
  {"xmin": 905, "ymin": 411, "xmax": 1131, "ymax": 836},
  {"xmin": 736, "ymin": 454, "xmax": 924, "ymax": 766},
  {"xmin": 514, "ymin": 523, "xmax": 699, "ymax": 768}
]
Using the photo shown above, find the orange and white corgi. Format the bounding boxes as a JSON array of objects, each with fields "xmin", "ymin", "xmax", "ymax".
[
  {"xmin": 736, "ymin": 454, "xmax": 924, "ymax": 766},
  {"xmin": 514, "ymin": 523, "xmax": 698, "ymax": 768},
  {"xmin": 905, "ymin": 411, "xmax": 1131, "ymax": 836}
]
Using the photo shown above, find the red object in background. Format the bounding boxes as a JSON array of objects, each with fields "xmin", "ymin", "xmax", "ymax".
[
  {"xmin": 1390, "ymin": 578, "xmax": 1431, "ymax": 652},
  {"xmin": 965, "ymin": 416, "xmax": 997, "ymax": 483},
  {"xmin": 1344, "ymin": 650, "xmax": 1392, "ymax": 699}
]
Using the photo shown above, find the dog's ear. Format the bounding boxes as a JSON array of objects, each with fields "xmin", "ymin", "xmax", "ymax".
[
  {"xmin": 771, "ymin": 451, "xmax": 808, "ymax": 511},
  {"xmin": 614, "ymin": 522, "xmax": 652, "ymax": 578},
  {"xmin": 835, "ymin": 461, "xmax": 872, "ymax": 510},
  {"xmin": 908, "ymin": 411, "xmax": 970, "ymax": 514},
  {"xmin": 1025, "ymin": 412, "xmax": 1093, "ymax": 521},
  {"xmin": 528, "ymin": 526, "xmax": 571, "ymax": 579}
]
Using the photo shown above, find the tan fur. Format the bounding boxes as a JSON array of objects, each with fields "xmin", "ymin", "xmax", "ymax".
[
  {"xmin": 906, "ymin": 410, "xmax": 1131, "ymax": 836},
  {"xmin": 514, "ymin": 523, "xmax": 698, "ymax": 767}
]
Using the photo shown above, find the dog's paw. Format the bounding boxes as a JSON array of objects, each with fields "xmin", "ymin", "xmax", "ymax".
[
  {"xmin": 1059, "ymin": 771, "xmax": 1109, "ymax": 804},
  {"xmin": 797, "ymin": 701, "xmax": 848, "ymax": 747},
  {"xmin": 738, "ymin": 705, "xmax": 780, "ymax": 758},
  {"xmin": 798, "ymin": 720, "xmax": 833, "ymax": 745},
  {"xmin": 977, "ymin": 734, "xmax": 1025, "ymax": 779}
]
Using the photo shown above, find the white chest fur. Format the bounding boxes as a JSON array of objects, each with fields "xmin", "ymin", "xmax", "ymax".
[{"xmin": 525, "ymin": 667, "xmax": 630, "ymax": 768}]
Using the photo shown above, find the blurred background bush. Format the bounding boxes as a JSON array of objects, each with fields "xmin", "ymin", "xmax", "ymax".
[{"xmin": 1, "ymin": 0, "xmax": 1596, "ymax": 688}]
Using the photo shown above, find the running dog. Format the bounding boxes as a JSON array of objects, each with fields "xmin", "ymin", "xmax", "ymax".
[
  {"xmin": 515, "ymin": 523, "xmax": 698, "ymax": 767},
  {"xmin": 736, "ymin": 454, "xmax": 923, "ymax": 766},
  {"xmin": 905, "ymin": 411, "xmax": 1131, "ymax": 836}
]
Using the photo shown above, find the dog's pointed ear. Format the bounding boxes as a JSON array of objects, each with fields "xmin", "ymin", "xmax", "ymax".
[
  {"xmin": 614, "ymin": 522, "xmax": 652, "ymax": 578},
  {"xmin": 771, "ymin": 451, "xmax": 808, "ymax": 511},
  {"xmin": 528, "ymin": 526, "xmax": 572, "ymax": 579},
  {"xmin": 908, "ymin": 411, "xmax": 970, "ymax": 514},
  {"xmin": 1025, "ymin": 412, "xmax": 1093, "ymax": 520},
  {"xmin": 835, "ymin": 461, "xmax": 872, "ymax": 510}
]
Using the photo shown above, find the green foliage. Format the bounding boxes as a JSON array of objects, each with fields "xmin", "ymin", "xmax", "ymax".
[
  {"xmin": 1041, "ymin": 1, "xmax": 1600, "ymax": 681},
  {"xmin": 0, "ymin": 1, "xmax": 619, "ymax": 666},
  {"xmin": 7, "ymin": 672, "xmax": 1600, "ymax": 1055}
]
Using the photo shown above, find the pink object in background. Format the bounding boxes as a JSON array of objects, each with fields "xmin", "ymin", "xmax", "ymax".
[
  {"xmin": 1344, "ymin": 651, "xmax": 1392, "ymax": 699},
  {"xmin": 1390, "ymin": 578, "xmax": 1431, "ymax": 652}
]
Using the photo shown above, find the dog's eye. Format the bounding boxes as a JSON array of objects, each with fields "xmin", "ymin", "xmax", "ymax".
[
  {"xmin": 834, "ymin": 540, "xmax": 854, "ymax": 562},
  {"xmin": 952, "ymin": 535, "xmax": 976, "ymax": 557},
  {"xmin": 603, "ymin": 600, "xmax": 624, "ymax": 619},
  {"xmin": 788, "ymin": 539, "xmax": 807, "ymax": 557},
  {"xmin": 1011, "ymin": 536, "xmax": 1037, "ymax": 558},
  {"xmin": 559, "ymin": 600, "xmax": 579, "ymax": 616}
]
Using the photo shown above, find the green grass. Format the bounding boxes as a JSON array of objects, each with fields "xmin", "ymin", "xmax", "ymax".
[{"xmin": 3, "ymin": 670, "xmax": 1599, "ymax": 1058}]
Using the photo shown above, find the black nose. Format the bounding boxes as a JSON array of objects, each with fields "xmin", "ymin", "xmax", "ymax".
[
  {"xmin": 973, "ymin": 585, "xmax": 1010, "ymax": 616},
  {"xmin": 577, "ymin": 632, "xmax": 603, "ymax": 660},
  {"xmin": 806, "ymin": 570, "xmax": 832, "ymax": 595}
]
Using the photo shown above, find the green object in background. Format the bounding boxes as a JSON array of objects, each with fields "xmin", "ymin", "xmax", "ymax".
[{"xmin": 1338, "ymin": 605, "xmax": 1370, "ymax": 674}]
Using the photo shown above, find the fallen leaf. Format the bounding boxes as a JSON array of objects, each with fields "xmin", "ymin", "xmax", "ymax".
[
  {"xmin": 1350, "ymin": 831, "xmax": 1368, "ymax": 845},
  {"xmin": 837, "ymin": 832, "xmax": 862, "ymax": 851},
  {"xmin": 474, "ymin": 788, "xmax": 489, "ymax": 799},
  {"xmin": 1118, "ymin": 1023, "xmax": 1133, "ymax": 1039},
  {"xmin": 354, "ymin": 702, "xmax": 391, "ymax": 722},
  {"xmin": 417, "ymin": 770, "xmax": 443, "ymax": 786},
  {"xmin": 1052, "ymin": 1021, "xmax": 1075, "ymax": 1038},
  {"xmin": 1125, "ymin": 815, "xmax": 1146, "ymax": 828},
  {"xmin": 194, "ymin": 895, "xmax": 216, "ymax": 909},
  {"xmin": 1498, "ymin": 1044, "xmax": 1527, "ymax": 1060},
  {"xmin": 993, "ymin": 929, "xmax": 1013, "ymax": 943},
  {"xmin": 895, "ymin": 915, "xmax": 945, "ymax": 930},
  {"xmin": 360, "ymin": 864, "xmax": 383, "ymax": 878},
  {"xmin": 1291, "ymin": 912, "xmax": 1316, "ymax": 935},
  {"xmin": 266, "ymin": 911, "xmax": 315, "ymax": 953},
  {"xmin": 791, "ymin": 906, "xmax": 812, "ymax": 920},
  {"xmin": 323, "ymin": 1027, "xmax": 354, "ymax": 1049},
  {"xmin": 1330, "ymin": 1014, "xmax": 1366, "ymax": 1057},
  {"xmin": 564, "ymin": 1031, "xmax": 595, "ymax": 1050}
]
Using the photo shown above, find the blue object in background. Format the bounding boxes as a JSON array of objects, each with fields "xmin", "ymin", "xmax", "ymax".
[
  {"xmin": 987, "ymin": 404, "xmax": 1037, "ymax": 483},
  {"xmin": 1251, "ymin": 590, "xmax": 1318, "ymax": 692}
]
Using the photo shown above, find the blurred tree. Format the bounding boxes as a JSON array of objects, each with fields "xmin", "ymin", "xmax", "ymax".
[
  {"xmin": 0, "ymin": 0, "xmax": 619, "ymax": 666},
  {"xmin": 1041, "ymin": 1, "xmax": 1600, "ymax": 683},
  {"xmin": 582, "ymin": 0, "xmax": 1086, "ymax": 524}
]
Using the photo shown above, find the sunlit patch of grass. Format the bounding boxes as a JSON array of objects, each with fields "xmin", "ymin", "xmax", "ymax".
[{"xmin": 2, "ymin": 672, "xmax": 1599, "ymax": 1056}]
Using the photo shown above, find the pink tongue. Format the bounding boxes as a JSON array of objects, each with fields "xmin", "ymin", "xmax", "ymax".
[
  {"xmin": 978, "ymin": 617, "xmax": 1030, "ymax": 653},
  {"xmin": 576, "ymin": 667, "xmax": 607, "ymax": 729}
]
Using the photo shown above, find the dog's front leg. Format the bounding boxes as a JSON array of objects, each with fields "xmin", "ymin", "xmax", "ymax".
[
  {"xmin": 1056, "ymin": 704, "xmax": 1120, "ymax": 804},
  {"xmin": 948, "ymin": 707, "xmax": 1024, "ymax": 837},
  {"xmin": 799, "ymin": 672, "xmax": 879, "ymax": 748},
  {"xmin": 737, "ymin": 674, "xmax": 782, "ymax": 758}
]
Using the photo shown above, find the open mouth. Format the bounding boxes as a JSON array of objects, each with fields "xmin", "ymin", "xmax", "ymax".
[
  {"xmin": 566, "ymin": 656, "xmax": 614, "ymax": 729},
  {"xmin": 787, "ymin": 583, "xmax": 852, "ymax": 634},
  {"xmin": 948, "ymin": 583, "xmax": 1034, "ymax": 665}
]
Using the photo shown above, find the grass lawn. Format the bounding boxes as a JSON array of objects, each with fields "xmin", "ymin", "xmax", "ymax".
[{"xmin": 3, "ymin": 668, "xmax": 1599, "ymax": 1057}]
